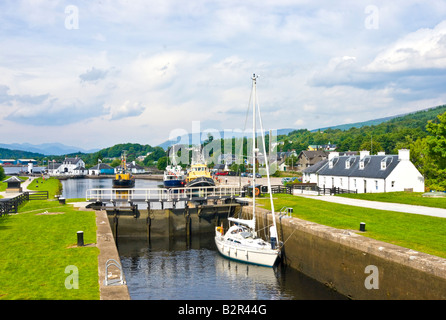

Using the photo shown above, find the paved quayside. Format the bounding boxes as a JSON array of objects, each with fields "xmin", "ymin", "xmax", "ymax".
[{"xmin": 295, "ymin": 194, "xmax": 446, "ymax": 218}]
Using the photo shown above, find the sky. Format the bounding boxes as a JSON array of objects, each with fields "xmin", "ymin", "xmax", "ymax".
[{"xmin": 1, "ymin": 0, "xmax": 446, "ymax": 150}]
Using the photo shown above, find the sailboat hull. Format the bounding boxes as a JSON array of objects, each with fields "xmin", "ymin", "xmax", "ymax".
[{"xmin": 214, "ymin": 235, "xmax": 279, "ymax": 267}]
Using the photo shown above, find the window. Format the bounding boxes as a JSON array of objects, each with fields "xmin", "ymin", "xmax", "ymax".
[
  {"xmin": 359, "ymin": 161, "xmax": 364, "ymax": 170},
  {"xmin": 375, "ymin": 180, "xmax": 378, "ymax": 190},
  {"xmin": 354, "ymin": 179, "xmax": 357, "ymax": 188},
  {"xmin": 345, "ymin": 160, "xmax": 350, "ymax": 169},
  {"xmin": 391, "ymin": 181, "xmax": 395, "ymax": 188},
  {"xmin": 381, "ymin": 160, "xmax": 386, "ymax": 170}
]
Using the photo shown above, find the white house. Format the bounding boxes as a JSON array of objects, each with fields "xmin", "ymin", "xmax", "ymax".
[
  {"xmin": 303, "ymin": 149, "xmax": 424, "ymax": 193},
  {"xmin": 49, "ymin": 156, "xmax": 86, "ymax": 176},
  {"xmin": 127, "ymin": 161, "xmax": 145, "ymax": 174}
]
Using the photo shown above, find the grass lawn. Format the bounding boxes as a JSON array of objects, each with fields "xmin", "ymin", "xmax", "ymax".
[
  {"xmin": 337, "ymin": 191, "xmax": 446, "ymax": 209},
  {"xmin": 257, "ymin": 194, "xmax": 446, "ymax": 259},
  {"xmin": 0, "ymin": 199, "xmax": 99, "ymax": 300},
  {"xmin": 27, "ymin": 177, "xmax": 62, "ymax": 199}
]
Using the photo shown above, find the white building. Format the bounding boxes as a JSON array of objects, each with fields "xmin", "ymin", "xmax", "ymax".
[
  {"xmin": 303, "ymin": 149, "xmax": 425, "ymax": 193},
  {"xmin": 48, "ymin": 156, "xmax": 86, "ymax": 176}
]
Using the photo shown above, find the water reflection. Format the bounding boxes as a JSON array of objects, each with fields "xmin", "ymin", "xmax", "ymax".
[{"xmin": 118, "ymin": 236, "xmax": 346, "ymax": 300}]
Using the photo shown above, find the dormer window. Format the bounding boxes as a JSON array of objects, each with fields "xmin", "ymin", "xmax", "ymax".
[
  {"xmin": 359, "ymin": 161, "xmax": 364, "ymax": 170},
  {"xmin": 345, "ymin": 160, "xmax": 350, "ymax": 169},
  {"xmin": 329, "ymin": 160, "xmax": 333, "ymax": 169},
  {"xmin": 381, "ymin": 160, "xmax": 386, "ymax": 170}
]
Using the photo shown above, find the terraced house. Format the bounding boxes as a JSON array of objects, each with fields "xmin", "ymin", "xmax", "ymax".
[{"xmin": 303, "ymin": 149, "xmax": 425, "ymax": 193}]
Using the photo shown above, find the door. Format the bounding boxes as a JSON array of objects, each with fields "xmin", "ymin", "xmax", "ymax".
[{"xmin": 364, "ymin": 179, "xmax": 367, "ymax": 193}]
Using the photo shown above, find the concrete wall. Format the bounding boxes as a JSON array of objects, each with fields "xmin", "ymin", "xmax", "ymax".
[{"xmin": 250, "ymin": 206, "xmax": 446, "ymax": 300}]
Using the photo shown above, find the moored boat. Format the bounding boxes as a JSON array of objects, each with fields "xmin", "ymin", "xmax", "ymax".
[
  {"xmin": 185, "ymin": 163, "xmax": 215, "ymax": 187},
  {"xmin": 112, "ymin": 151, "xmax": 135, "ymax": 188},
  {"xmin": 215, "ymin": 74, "xmax": 281, "ymax": 267},
  {"xmin": 163, "ymin": 165, "xmax": 186, "ymax": 188}
]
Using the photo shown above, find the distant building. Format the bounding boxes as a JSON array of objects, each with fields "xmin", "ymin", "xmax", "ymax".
[
  {"xmin": 127, "ymin": 161, "xmax": 145, "ymax": 174},
  {"xmin": 17, "ymin": 159, "xmax": 38, "ymax": 165},
  {"xmin": 296, "ymin": 150, "xmax": 328, "ymax": 171},
  {"xmin": 0, "ymin": 159, "xmax": 17, "ymax": 165},
  {"xmin": 303, "ymin": 149, "xmax": 425, "ymax": 193},
  {"xmin": 48, "ymin": 156, "xmax": 86, "ymax": 176},
  {"xmin": 88, "ymin": 163, "xmax": 114, "ymax": 176},
  {"xmin": 308, "ymin": 144, "xmax": 337, "ymax": 151}
]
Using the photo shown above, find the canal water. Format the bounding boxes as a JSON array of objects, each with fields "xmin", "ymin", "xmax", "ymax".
[
  {"xmin": 61, "ymin": 177, "xmax": 346, "ymax": 300},
  {"xmin": 117, "ymin": 236, "xmax": 347, "ymax": 300}
]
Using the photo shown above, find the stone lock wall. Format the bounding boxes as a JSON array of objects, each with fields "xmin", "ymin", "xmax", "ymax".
[{"xmin": 249, "ymin": 206, "xmax": 446, "ymax": 300}]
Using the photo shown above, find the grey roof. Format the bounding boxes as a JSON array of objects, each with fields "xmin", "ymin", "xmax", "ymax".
[
  {"xmin": 312, "ymin": 155, "xmax": 400, "ymax": 179},
  {"xmin": 90, "ymin": 163, "xmax": 113, "ymax": 170},
  {"xmin": 3, "ymin": 176, "xmax": 22, "ymax": 183},
  {"xmin": 303, "ymin": 159, "xmax": 328, "ymax": 173}
]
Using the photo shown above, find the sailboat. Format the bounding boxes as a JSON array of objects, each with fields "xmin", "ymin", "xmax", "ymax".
[{"xmin": 214, "ymin": 74, "xmax": 281, "ymax": 267}]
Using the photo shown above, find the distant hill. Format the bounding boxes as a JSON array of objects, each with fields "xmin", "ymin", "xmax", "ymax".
[
  {"xmin": 279, "ymin": 104, "xmax": 446, "ymax": 155},
  {"xmin": 0, "ymin": 147, "xmax": 44, "ymax": 159},
  {"xmin": 157, "ymin": 128, "xmax": 295, "ymax": 150},
  {"xmin": 312, "ymin": 115, "xmax": 400, "ymax": 132},
  {"xmin": 0, "ymin": 142, "xmax": 99, "ymax": 156}
]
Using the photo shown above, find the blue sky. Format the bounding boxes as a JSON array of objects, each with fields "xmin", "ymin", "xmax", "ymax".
[{"xmin": 1, "ymin": 0, "xmax": 446, "ymax": 149}]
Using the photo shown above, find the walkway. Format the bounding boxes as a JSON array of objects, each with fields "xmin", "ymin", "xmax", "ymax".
[
  {"xmin": 296, "ymin": 194, "xmax": 446, "ymax": 219},
  {"xmin": 0, "ymin": 177, "xmax": 36, "ymax": 199}
]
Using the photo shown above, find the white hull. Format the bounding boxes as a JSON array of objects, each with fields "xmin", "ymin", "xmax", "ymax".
[{"xmin": 214, "ymin": 234, "xmax": 279, "ymax": 267}]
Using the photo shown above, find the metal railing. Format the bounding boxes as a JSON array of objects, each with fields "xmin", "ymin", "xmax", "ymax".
[{"xmin": 86, "ymin": 186, "xmax": 243, "ymax": 203}]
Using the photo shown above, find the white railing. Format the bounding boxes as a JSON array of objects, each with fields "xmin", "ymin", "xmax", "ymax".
[{"xmin": 86, "ymin": 186, "xmax": 243, "ymax": 202}]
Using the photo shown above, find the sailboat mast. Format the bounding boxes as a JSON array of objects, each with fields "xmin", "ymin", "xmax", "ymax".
[{"xmin": 252, "ymin": 73, "xmax": 257, "ymax": 231}]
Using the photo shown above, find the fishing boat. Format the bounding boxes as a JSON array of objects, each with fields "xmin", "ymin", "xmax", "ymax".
[
  {"xmin": 215, "ymin": 74, "xmax": 281, "ymax": 267},
  {"xmin": 112, "ymin": 151, "xmax": 135, "ymax": 188},
  {"xmin": 185, "ymin": 163, "xmax": 215, "ymax": 187},
  {"xmin": 185, "ymin": 147, "xmax": 215, "ymax": 188},
  {"xmin": 163, "ymin": 165, "xmax": 186, "ymax": 188},
  {"xmin": 163, "ymin": 145, "xmax": 186, "ymax": 188}
]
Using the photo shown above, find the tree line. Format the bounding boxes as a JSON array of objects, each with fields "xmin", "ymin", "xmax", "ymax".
[{"xmin": 277, "ymin": 104, "xmax": 446, "ymax": 191}]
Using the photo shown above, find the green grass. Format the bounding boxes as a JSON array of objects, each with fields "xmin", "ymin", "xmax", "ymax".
[
  {"xmin": 258, "ymin": 194, "xmax": 446, "ymax": 259},
  {"xmin": 0, "ymin": 200, "xmax": 99, "ymax": 300},
  {"xmin": 337, "ymin": 191, "xmax": 446, "ymax": 209},
  {"xmin": 27, "ymin": 177, "xmax": 62, "ymax": 199}
]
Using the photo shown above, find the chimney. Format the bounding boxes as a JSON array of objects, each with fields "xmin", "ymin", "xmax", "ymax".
[
  {"xmin": 359, "ymin": 150, "xmax": 370, "ymax": 160},
  {"xmin": 398, "ymin": 149, "xmax": 410, "ymax": 161},
  {"xmin": 377, "ymin": 151, "xmax": 385, "ymax": 156},
  {"xmin": 328, "ymin": 151, "xmax": 339, "ymax": 161}
]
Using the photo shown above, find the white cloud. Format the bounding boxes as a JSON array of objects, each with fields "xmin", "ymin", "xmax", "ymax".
[
  {"xmin": 366, "ymin": 20, "xmax": 446, "ymax": 72},
  {"xmin": 1, "ymin": 1, "xmax": 446, "ymax": 149}
]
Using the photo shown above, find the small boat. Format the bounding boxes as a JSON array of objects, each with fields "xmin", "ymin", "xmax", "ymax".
[
  {"xmin": 185, "ymin": 148, "xmax": 215, "ymax": 188},
  {"xmin": 215, "ymin": 74, "xmax": 281, "ymax": 267},
  {"xmin": 163, "ymin": 165, "xmax": 186, "ymax": 188},
  {"xmin": 112, "ymin": 151, "xmax": 135, "ymax": 188},
  {"xmin": 185, "ymin": 163, "xmax": 215, "ymax": 187}
]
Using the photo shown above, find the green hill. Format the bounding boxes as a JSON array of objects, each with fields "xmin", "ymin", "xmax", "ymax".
[
  {"xmin": 0, "ymin": 147, "xmax": 44, "ymax": 159},
  {"xmin": 279, "ymin": 104, "xmax": 446, "ymax": 155}
]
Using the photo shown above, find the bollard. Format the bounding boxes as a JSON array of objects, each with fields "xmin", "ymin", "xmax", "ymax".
[
  {"xmin": 359, "ymin": 222, "xmax": 366, "ymax": 232},
  {"xmin": 77, "ymin": 231, "xmax": 84, "ymax": 246}
]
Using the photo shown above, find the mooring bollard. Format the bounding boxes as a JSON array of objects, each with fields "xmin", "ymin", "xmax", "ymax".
[
  {"xmin": 77, "ymin": 231, "xmax": 84, "ymax": 246},
  {"xmin": 360, "ymin": 222, "xmax": 366, "ymax": 232}
]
